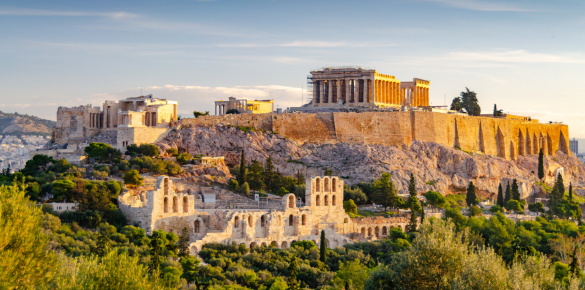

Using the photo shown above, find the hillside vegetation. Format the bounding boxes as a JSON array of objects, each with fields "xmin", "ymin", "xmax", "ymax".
[{"xmin": 0, "ymin": 111, "xmax": 55, "ymax": 136}]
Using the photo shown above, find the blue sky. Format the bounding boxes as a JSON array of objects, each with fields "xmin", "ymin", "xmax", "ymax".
[{"xmin": 1, "ymin": 0, "xmax": 585, "ymax": 138}]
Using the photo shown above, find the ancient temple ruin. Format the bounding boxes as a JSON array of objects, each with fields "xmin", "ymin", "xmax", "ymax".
[
  {"xmin": 309, "ymin": 67, "xmax": 430, "ymax": 108},
  {"xmin": 118, "ymin": 175, "xmax": 410, "ymax": 254}
]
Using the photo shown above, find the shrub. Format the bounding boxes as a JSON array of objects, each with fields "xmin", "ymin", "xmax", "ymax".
[
  {"xmin": 240, "ymin": 182, "xmax": 250, "ymax": 195},
  {"xmin": 166, "ymin": 148, "xmax": 179, "ymax": 155},
  {"xmin": 123, "ymin": 170, "xmax": 144, "ymax": 187},
  {"xmin": 228, "ymin": 179, "xmax": 239, "ymax": 191}
]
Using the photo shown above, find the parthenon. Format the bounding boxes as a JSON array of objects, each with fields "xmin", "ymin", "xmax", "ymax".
[{"xmin": 310, "ymin": 67, "xmax": 430, "ymax": 108}]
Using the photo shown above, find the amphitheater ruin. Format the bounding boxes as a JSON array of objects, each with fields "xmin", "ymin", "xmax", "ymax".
[{"xmin": 119, "ymin": 175, "xmax": 410, "ymax": 253}]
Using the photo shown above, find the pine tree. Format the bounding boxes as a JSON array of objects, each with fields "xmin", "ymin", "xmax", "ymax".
[
  {"xmin": 407, "ymin": 207, "xmax": 418, "ymax": 232},
  {"xmin": 569, "ymin": 183, "xmax": 573, "ymax": 200},
  {"xmin": 178, "ymin": 227, "xmax": 190, "ymax": 258},
  {"xmin": 569, "ymin": 245, "xmax": 582, "ymax": 278},
  {"xmin": 408, "ymin": 173, "xmax": 416, "ymax": 198},
  {"xmin": 287, "ymin": 257, "xmax": 301, "ymax": 290},
  {"xmin": 264, "ymin": 156, "xmax": 276, "ymax": 189},
  {"xmin": 511, "ymin": 179, "xmax": 521, "ymax": 201},
  {"xmin": 497, "ymin": 183, "xmax": 504, "ymax": 207},
  {"xmin": 466, "ymin": 181, "xmax": 478, "ymax": 207},
  {"xmin": 493, "ymin": 104, "xmax": 497, "ymax": 117},
  {"xmin": 420, "ymin": 204, "xmax": 425, "ymax": 225},
  {"xmin": 320, "ymin": 230, "xmax": 327, "ymax": 263},
  {"xmin": 504, "ymin": 182, "xmax": 512, "ymax": 204},
  {"xmin": 555, "ymin": 173, "xmax": 565, "ymax": 196},
  {"xmin": 538, "ymin": 148, "xmax": 544, "ymax": 180},
  {"xmin": 239, "ymin": 150, "xmax": 247, "ymax": 185}
]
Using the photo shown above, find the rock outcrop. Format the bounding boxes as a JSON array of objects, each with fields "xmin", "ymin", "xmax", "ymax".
[{"xmin": 155, "ymin": 124, "xmax": 585, "ymax": 198}]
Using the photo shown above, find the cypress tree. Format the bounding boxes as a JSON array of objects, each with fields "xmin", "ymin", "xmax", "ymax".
[
  {"xmin": 408, "ymin": 173, "xmax": 416, "ymax": 198},
  {"xmin": 570, "ymin": 245, "xmax": 582, "ymax": 278},
  {"xmin": 497, "ymin": 183, "xmax": 504, "ymax": 207},
  {"xmin": 538, "ymin": 148, "xmax": 545, "ymax": 180},
  {"xmin": 320, "ymin": 230, "xmax": 327, "ymax": 263},
  {"xmin": 555, "ymin": 173, "xmax": 565, "ymax": 196},
  {"xmin": 504, "ymin": 182, "xmax": 512, "ymax": 204},
  {"xmin": 493, "ymin": 104, "xmax": 497, "ymax": 117},
  {"xmin": 239, "ymin": 150, "xmax": 247, "ymax": 184},
  {"xmin": 466, "ymin": 181, "xmax": 478, "ymax": 207},
  {"xmin": 512, "ymin": 179, "xmax": 521, "ymax": 201},
  {"xmin": 569, "ymin": 183, "xmax": 573, "ymax": 200},
  {"xmin": 178, "ymin": 227, "xmax": 190, "ymax": 258}
]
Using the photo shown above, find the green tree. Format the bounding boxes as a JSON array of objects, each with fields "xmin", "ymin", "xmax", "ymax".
[
  {"xmin": 466, "ymin": 181, "xmax": 478, "ymax": 207},
  {"xmin": 332, "ymin": 259, "xmax": 370, "ymax": 290},
  {"xmin": 226, "ymin": 109, "xmax": 240, "ymax": 114},
  {"xmin": 178, "ymin": 227, "xmax": 190, "ymax": 258},
  {"xmin": 505, "ymin": 200, "xmax": 523, "ymax": 214},
  {"xmin": 470, "ymin": 205, "xmax": 482, "ymax": 217},
  {"xmin": 424, "ymin": 191, "xmax": 446, "ymax": 211},
  {"xmin": 240, "ymin": 182, "xmax": 250, "ymax": 195},
  {"xmin": 52, "ymin": 179, "xmax": 76, "ymax": 201},
  {"xmin": 373, "ymin": 173, "xmax": 402, "ymax": 210},
  {"xmin": 343, "ymin": 199, "xmax": 358, "ymax": 215},
  {"xmin": 239, "ymin": 150, "xmax": 247, "ymax": 185},
  {"xmin": 408, "ymin": 173, "xmax": 416, "ymax": 198},
  {"xmin": 511, "ymin": 179, "xmax": 521, "ymax": 201},
  {"xmin": 0, "ymin": 182, "xmax": 58, "ymax": 288},
  {"xmin": 228, "ymin": 179, "xmax": 239, "ymax": 191},
  {"xmin": 460, "ymin": 87, "xmax": 481, "ymax": 116},
  {"xmin": 497, "ymin": 183, "xmax": 504, "ymax": 207},
  {"xmin": 504, "ymin": 182, "xmax": 511, "ymax": 204},
  {"xmin": 324, "ymin": 168, "xmax": 333, "ymax": 176},
  {"xmin": 528, "ymin": 202, "xmax": 545, "ymax": 213},
  {"xmin": 406, "ymin": 197, "xmax": 421, "ymax": 232},
  {"xmin": 180, "ymin": 256, "xmax": 201, "ymax": 284},
  {"xmin": 193, "ymin": 111, "xmax": 210, "ymax": 118},
  {"xmin": 450, "ymin": 97, "xmax": 463, "ymax": 111},
  {"xmin": 493, "ymin": 104, "xmax": 503, "ymax": 117},
  {"xmin": 569, "ymin": 183, "xmax": 573, "ymax": 200},
  {"xmin": 538, "ymin": 148, "xmax": 545, "ymax": 180},
  {"xmin": 123, "ymin": 170, "xmax": 144, "ymax": 187},
  {"xmin": 344, "ymin": 186, "xmax": 368, "ymax": 205},
  {"xmin": 320, "ymin": 230, "xmax": 327, "ymax": 263},
  {"xmin": 263, "ymin": 156, "xmax": 276, "ymax": 190},
  {"xmin": 554, "ymin": 173, "xmax": 565, "ymax": 196},
  {"xmin": 247, "ymin": 160, "xmax": 265, "ymax": 191},
  {"xmin": 287, "ymin": 257, "xmax": 300, "ymax": 290},
  {"xmin": 569, "ymin": 245, "xmax": 582, "ymax": 278}
]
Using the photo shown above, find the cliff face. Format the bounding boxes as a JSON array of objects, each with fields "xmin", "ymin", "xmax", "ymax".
[
  {"xmin": 0, "ymin": 113, "xmax": 55, "ymax": 135},
  {"xmin": 156, "ymin": 124, "xmax": 585, "ymax": 198}
]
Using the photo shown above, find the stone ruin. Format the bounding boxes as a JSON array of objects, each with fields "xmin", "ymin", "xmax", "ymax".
[{"xmin": 118, "ymin": 175, "xmax": 411, "ymax": 254}]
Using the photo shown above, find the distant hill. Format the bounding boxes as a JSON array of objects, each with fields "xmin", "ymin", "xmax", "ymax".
[{"xmin": 0, "ymin": 112, "xmax": 55, "ymax": 136}]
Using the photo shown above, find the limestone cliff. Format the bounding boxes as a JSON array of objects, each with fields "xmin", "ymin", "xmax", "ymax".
[
  {"xmin": 0, "ymin": 112, "xmax": 55, "ymax": 135},
  {"xmin": 155, "ymin": 124, "xmax": 585, "ymax": 198}
]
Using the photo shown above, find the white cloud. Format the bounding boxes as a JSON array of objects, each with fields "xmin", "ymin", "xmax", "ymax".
[
  {"xmin": 0, "ymin": 8, "xmax": 138, "ymax": 19},
  {"xmin": 423, "ymin": 0, "xmax": 536, "ymax": 11}
]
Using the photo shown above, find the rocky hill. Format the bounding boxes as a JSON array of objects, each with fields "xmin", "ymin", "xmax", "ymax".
[
  {"xmin": 0, "ymin": 112, "xmax": 55, "ymax": 136},
  {"xmin": 155, "ymin": 124, "xmax": 585, "ymax": 198}
]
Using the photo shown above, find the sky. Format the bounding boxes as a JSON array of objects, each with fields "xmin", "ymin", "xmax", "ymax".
[{"xmin": 1, "ymin": 0, "xmax": 585, "ymax": 138}]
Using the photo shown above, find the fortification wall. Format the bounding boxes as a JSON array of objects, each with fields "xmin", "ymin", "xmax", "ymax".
[{"xmin": 178, "ymin": 111, "xmax": 570, "ymax": 160}]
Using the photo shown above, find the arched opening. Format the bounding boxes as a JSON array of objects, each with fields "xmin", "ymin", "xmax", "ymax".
[
  {"xmin": 368, "ymin": 227, "xmax": 372, "ymax": 236},
  {"xmin": 344, "ymin": 218, "xmax": 348, "ymax": 224},
  {"xmin": 194, "ymin": 220, "xmax": 200, "ymax": 233},
  {"xmin": 183, "ymin": 196, "xmax": 188, "ymax": 213},
  {"xmin": 288, "ymin": 195, "xmax": 295, "ymax": 208},
  {"xmin": 361, "ymin": 228, "xmax": 366, "ymax": 235},
  {"xmin": 191, "ymin": 246, "xmax": 198, "ymax": 254},
  {"xmin": 234, "ymin": 216, "xmax": 240, "ymax": 228},
  {"xmin": 261, "ymin": 242, "xmax": 267, "ymax": 247},
  {"xmin": 270, "ymin": 241, "xmax": 278, "ymax": 248},
  {"xmin": 250, "ymin": 242, "xmax": 257, "ymax": 249},
  {"xmin": 248, "ymin": 215, "xmax": 253, "ymax": 225},
  {"xmin": 332, "ymin": 178, "xmax": 336, "ymax": 192},
  {"xmin": 173, "ymin": 197, "xmax": 178, "ymax": 213},
  {"xmin": 289, "ymin": 214, "xmax": 294, "ymax": 226},
  {"xmin": 382, "ymin": 226, "xmax": 387, "ymax": 235},
  {"xmin": 261, "ymin": 215, "xmax": 266, "ymax": 227},
  {"xmin": 164, "ymin": 197, "xmax": 168, "ymax": 213},
  {"xmin": 332, "ymin": 195, "xmax": 336, "ymax": 206},
  {"xmin": 324, "ymin": 195, "xmax": 329, "ymax": 206},
  {"xmin": 302, "ymin": 214, "xmax": 306, "ymax": 225},
  {"xmin": 375, "ymin": 226, "xmax": 380, "ymax": 237},
  {"xmin": 316, "ymin": 178, "xmax": 321, "ymax": 192},
  {"xmin": 316, "ymin": 195, "xmax": 321, "ymax": 206},
  {"xmin": 281, "ymin": 241, "xmax": 288, "ymax": 249},
  {"xmin": 324, "ymin": 178, "xmax": 329, "ymax": 191},
  {"xmin": 164, "ymin": 178, "xmax": 169, "ymax": 195},
  {"xmin": 326, "ymin": 239, "xmax": 330, "ymax": 248}
]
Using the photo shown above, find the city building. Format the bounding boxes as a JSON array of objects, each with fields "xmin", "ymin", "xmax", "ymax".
[
  {"xmin": 214, "ymin": 97, "xmax": 274, "ymax": 115},
  {"xmin": 309, "ymin": 67, "xmax": 430, "ymax": 108},
  {"xmin": 570, "ymin": 138, "xmax": 578, "ymax": 154}
]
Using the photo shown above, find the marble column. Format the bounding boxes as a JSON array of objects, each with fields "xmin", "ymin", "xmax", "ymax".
[
  {"xmin": 328, "ymin": 80, "xmax": 333, "ymax": 104},
  {"xmin": 313, "ymin": 81, "xmax": 318, "ymax": 104},
  {"xmin": 370, "ymin": 79, "xmax": 375, "ymax": 104},
  {"xmin": 337, "ymin": 79, "xmax": 341, "ymax": 104},
  {"xmin": 345, "ymin": 79, "xmax": 350, "ymax": 103},
  {"xmin": 320, "ymin": 81, "xmax": 325, "ymax": 104},
  {"xmin": 363, "ymin": 78, "xmax": 369, "ymax": 103}
]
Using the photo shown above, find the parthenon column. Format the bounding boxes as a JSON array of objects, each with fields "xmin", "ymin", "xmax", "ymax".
[
  {"xmin": 345, "ymin": 79, "xmax": 350, "ymax": 103},
  {"xmin": 320, "ymin": 81, "xmax": 324, "ymax": 104},
  {"xmin": 327, "ymin": 81, "xmax": 332, "ymax": 104},
  {"xmin": 385, "ymin": 81, "xmax": 389, "ymax": 104},
  {"xmin": 355, "ymin": 79, "xmax": 360, "ymax": 102},
  {"xmin": 313, "ymin": 81, "xmax": 318, "ymax": 104},
  {"xmin": 337, "ymin": 79, "xmax": 341, "ymax": 104},
  {"xmin": 370, "ymin": 79, "xmax": 376, "ymax": 104},
  {"xmin": 363, "ymin": 78, "xmax": 369, "ymax": 103}
]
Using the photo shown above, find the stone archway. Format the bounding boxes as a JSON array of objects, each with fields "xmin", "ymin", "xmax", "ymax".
[
  {"xmin": 270, "ymin": 241, "xmax": 278, "ymax": 248},
  {"xmin": 382, "ymin": 226, "xmax": 388, "ymax": 236},
  {"xmin": 281, "ymin": 241, "xmax": 288, "ymax": 249},
  {"xmin": 368, "ymin": 227, "xmax": 372, "ymax": 236}
]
